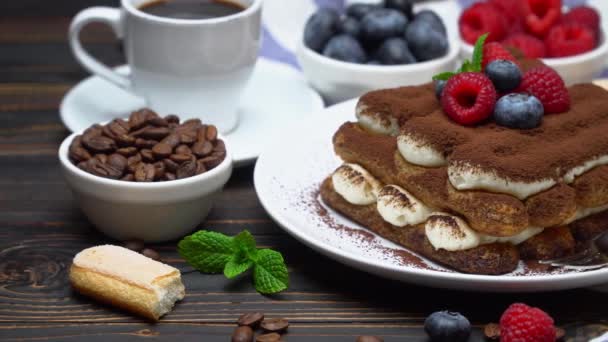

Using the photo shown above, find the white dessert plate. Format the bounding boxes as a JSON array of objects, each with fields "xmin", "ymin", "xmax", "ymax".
[
  {"xmin": 60, "ymin": 58, "xmax": 324, "ymax": 167},
  {"xmin": 254, "ymin": 98, "xmax": 608, "ymax": 292}
]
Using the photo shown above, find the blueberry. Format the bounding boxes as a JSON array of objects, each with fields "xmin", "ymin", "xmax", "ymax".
[
  {"xmin": 346, "ymin": 3, "xmax": 380, "ymax": 20},
  {"xmin": 405, "ymin": 18, "xmax": 448, "ymax": 61},
  {"xmin": 414, "ymin": 10, "xmax": 446, "ymax": 35},
  {"xmin": 360, "ymin": 8, "xmax": 408, "ymax": 44},
  {"xmin": 435, "ymin": 79, "xmax": 446, "ymax": 99},
  {"xmin": 323, "ymin": 34, "xmax": 367, "ymax": 64},
  {"xmin": 303, "ymin": 8, "xmax": 341, "ymax": 52},
  {"xmin": 340, "ymin": 16, "xmax": 361, "ymax": 38},
  {"xmin": 384, "ymin": 0, "xmax": 414, "ymax": 19},
  {"xmin": 424, "ymin": 311, "xmax": 471, "ymax": 342},
  {"xmin": 485, "ymin": 60, "xmax": 522, "ymax": 92},
  {"xmin": 374, "ymin": 37, "xmax": 416, "ymax": 65},
  {"xmin": 494, "ymin": 93, "xmax": 544, "ymax": 129}
]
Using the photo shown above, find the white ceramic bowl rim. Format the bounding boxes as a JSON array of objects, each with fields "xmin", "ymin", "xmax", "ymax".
[
  {"xmin": 58, "ymin": 130, "xmax": 233, "ymax": 190},
  {"xmin": 460, "ymin": 31, "xmax": 608, "ymax": 66},
  {"xmin": 298, "ymin": 36, "xmax": 461, "ymax": 74}
]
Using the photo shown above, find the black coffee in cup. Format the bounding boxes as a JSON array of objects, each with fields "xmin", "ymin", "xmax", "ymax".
[{"xmin": 139, "ymin": 0, "xmax": 245, "ymax": 20}]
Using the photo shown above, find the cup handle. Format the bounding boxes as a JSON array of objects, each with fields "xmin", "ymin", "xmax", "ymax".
[{"xmin": 69, "ymin": 7, "xmax": 131, "ymax": 90}]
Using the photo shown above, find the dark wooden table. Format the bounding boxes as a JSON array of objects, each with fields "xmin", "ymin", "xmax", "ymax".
[{"xmin": 1, "ymin": 1, "xmax": 607, "ymax": 341}]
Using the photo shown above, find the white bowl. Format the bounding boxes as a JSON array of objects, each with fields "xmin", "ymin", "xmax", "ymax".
[
  {"xmin": 58, "ymin": 132, "xmax": 233, "ymax": 243},
  {"xmin": 459, "ymin": 33, "xmax": 608, "ymax": 85},
  {"xmin": 296, "ymin": 37, "xmax": 460, "ymax": 103}
]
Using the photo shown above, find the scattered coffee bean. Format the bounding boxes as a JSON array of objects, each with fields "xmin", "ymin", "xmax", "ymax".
[
  {"xmin": 556, "ymin": 327, "xmax": 565, "ymax": 340},
  {"xmin": 483, "ymin": 323, "xmax": 500, "ymax": 340},
  {"xmin": 68, "ymin": 110, "xmax": 226, "ymax": 182},
  {"xmin": 124, "ymin": 239, "xmax": 145, "ymax": 252},
  {"xmin": 255, "ymin": 333, "xmax": 281, "ymax": 342},
  {"xmin": 356, "ymin": 336, "xmax": 383, "ymax": 342},
  {"xmin": 261, "ymin": 318, "xmax": 289, "ymax": 333},
  {"xmin": 231, "ymin": 326, "xmax": 254, "ymax": 342},
  {"xmin": 141, "ymin": 248, "xmax": 160, "ymax": 261},
  {"xmin": 237, "ymin": 312, "xmax": 264, "ymax": 328}
]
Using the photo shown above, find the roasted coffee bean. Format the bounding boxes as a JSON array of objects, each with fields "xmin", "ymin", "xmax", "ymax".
[
  {"xmin": 134, "ymin": 163, "xmax": 155, "ymax": 182},
  {"xmin": 129, "ymin": 109, "xmax": 149, "ymax": 130},
  {"xmin": 117, "ymin": 147, "xmax": 138, "ymax": 157},
  {"xmin": 165, "ymin": 114, "xmax": 180, "ymax": 124},
  {"xmin": 260, "ymin": 318, "xmax": 289, "ymax": 333},
  {"xmin": 121, "ymin": 173, "xmax": 135, "ymax": 181},
  {"xmin": 182, "ymin": 118, "xmax": 202, "ymax": 126},
  {"xmin": 82, "ymin": 135, "xmax": 116, "ymax": 153},
  {"xmin": 107, "ymin": 153, "xmax": 128, "ymax": 173},
  {"xmin": 152, "ymin": 143, "xmax": 172, "ymax": 159},
  {"xmin": 83, "ymin": 124, "xmax": 103, "ymax": 138},
  {"xmin": 205, "ymin": 125, "xmax": 218, "ymax": 141},
  {"xmin": 94, "ymin": 154, "xmax": 108, "ymax": 164},
  {"xmin": 212, "ymin": 150, "xmax": 227, "ymax": 160},
  {"xmin": 153, "ymin": 161, "xmax": 166, "ymax": 180},
  {"xmin": 69, "ymin": 136, "xmax": 92, "ymax": 162},
  {"xmin": 135, "ymin": 138, "xmax": 157, "ymax": 148},
  {"xmin": 237, "ymin": 312, "xmax": 264, "ymax": 327},
  {"xmin": 201, "ymin": 155, "xmax": 223, "ymax": 169},
  {"xmin": 356, "ymin": 336, "xmax": 383, "ymax": 342},
  {"xmin": 127, "ymin": 153, "xmax": 142, "ymax": 167},
  {"xmin": 164, "ymin": 172, "xmax": 176, "ymax": 181},
  {"xmin": 140, "ymin": 149, "xmax": 155, "ymax": 162},
  {"xmin": 163, "ymin": 158, "xmax": 179, "ymax": 172},
  {"xmin": 127, "ymin": 161, "xmax": 143, "ymax": 174},
  {"xmin": 102, "ymin": 125, "xmax": 118, "ymax": 140},
  {"xmin": 196, "ymin": 126, "xmax": 207, "ymax": 142},
  {"xmin": 231, "ymin": 326, "xmax": 254, "ymax": 342},
  {"xmin": 256, "ymin": 333, "xmax": 281, "ymax": 342},
  {"xmin": 161, "ymin": 133, "xmax": 180, "ymax": 148},
  {"xmin": 138, "ymin": 126, "xmax": 171, "ymax": 140},
  {"xmin": 179, "ymin": 133, "xmax": 196, "ymax": 145},
  {"xmin": 176, "ymin": 160, "xmax": 197, "ymax": 179},
  {"xmin": 214, "ymin": 139, "xmax": 226, "ymax": 152},
  {"xmin": 195, "ymin": 160, "xmax": 207, "ymax": 174},
  {"xmin": 141, "ymin": 248, "xmax": 160, "ymax": 261},
  {"xmin": 147, "ymin": 116, "xmax": 169, "ymax": 127},
  {"xmin": 168, "ymin": 123, "xmax": 178, "ymax": 129},
  {"xmin": 124, "ymin": 239, "xmax": 145, "ymax": 252},
  {"xmin": 170, "ymin": 153, "xmax": 193, "ymax": 164},
  {"xmin": 115, "ymin": 133, "xmax": 136, "ymax": 147},
  {"xmin": 116, "ymin": 118, "xmax": 130, "ymax": 131},
  {"xmin": 90, "ymin": 160, "xmax": 123, "ymax": 179},
  {"xmin": 78, "ymin": 159, "xmax": 95, "ymax": 173},
  {"xmin": 192, "ymin": 140, "xmax": 213, "ymax": 157},
  {"xmin": 175, "ymin": 145, "xmax": 192, "ymax": 155}
]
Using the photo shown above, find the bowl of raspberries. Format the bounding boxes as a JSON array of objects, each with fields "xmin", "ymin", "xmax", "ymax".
[
  {"xmin": 458, "ymin": 0, "xmax": 608, "ymax": 85},
  {"xmin": 297, "ymin": 0, "xmax": 460, "ymax": 103}
]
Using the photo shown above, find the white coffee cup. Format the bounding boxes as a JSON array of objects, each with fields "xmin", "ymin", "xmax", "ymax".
[{"xmin": 69, "ymin": 0, "xmax": 262, "ymax": 133}]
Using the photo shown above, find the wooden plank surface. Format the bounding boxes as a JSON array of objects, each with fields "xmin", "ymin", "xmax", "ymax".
[{"xmin": 0, "ymin": 1, "xmax": 607, "ymax": 341}]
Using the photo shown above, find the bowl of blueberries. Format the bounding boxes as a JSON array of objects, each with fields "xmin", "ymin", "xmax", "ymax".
[{"xmin": 297, "ymin": 0, "xmax": 460, "ymax": 103}]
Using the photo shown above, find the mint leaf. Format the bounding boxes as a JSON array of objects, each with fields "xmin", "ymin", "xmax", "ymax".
[
  {"xmin": 471, "ymin": 33, "xmax": 488, "ymax": 72},
  {"xmin": 178, "ymin": 230, "xmax": 235, "ymax": 273},
  {"xmin": 432, "ymin": 72, "xmax": 456, "ymax": 81},
  {"xmin": 253, "ymin": 249, "xmax": 289, "ymax": 294},
  {"xmin": 224, "ymin": 255, "xmax": 254, "ymax": 279},
  {"xmin": 233, "ymin": 230, "xmax": 258, "ymax": 261}
]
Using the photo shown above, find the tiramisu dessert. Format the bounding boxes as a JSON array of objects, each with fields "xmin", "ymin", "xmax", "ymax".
[{"xmin": 320, "ymin": 36, "xmax": 608, "ymax": 274}]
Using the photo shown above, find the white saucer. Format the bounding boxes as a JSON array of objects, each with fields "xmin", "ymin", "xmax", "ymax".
[
  {"xmin": 254, "ymin": 98, "xmax": 608, "ymax": 292},
  {"xmin": 60, "ymin": 58, "xmax": 324, "ymax": 166}
]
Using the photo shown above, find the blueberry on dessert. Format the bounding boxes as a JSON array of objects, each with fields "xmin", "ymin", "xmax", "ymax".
[
  {"xmin": 424, "ymin": 311, "xmax": 471, "ymax": 342},
  {"xmin": 494, "ymin": 93, "xmax": 544, "ymax": 129},
  {"xmin": 485, "ymin": 60, "xmax": 522, "ymax": 92}
]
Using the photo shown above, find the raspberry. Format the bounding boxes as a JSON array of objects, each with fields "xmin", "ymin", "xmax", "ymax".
[
  {"xmin": 459, "ymin": 3, "xmax": 507, "ymax": 44},
  {"xmin": 441, "ymin": 72, "xmax": 497, "ymax": 126},
  {"xmin": 562, "ymin": 6, "xmax": 601, "ymax": 35},
  {"xmin": 545, "ymin": 23, "xmax": 596, "ymax": 57},
  {"xmin": 489, "ymin": 0, "xmax": 524, "ymax": 28},
  {"xmin": 500, "ymin": 303, "xmax": 556, "ymax": 342},
  {"xmin": 522, "ymin": 0, "xmax": 562, "ymax": 38},
  {"xmin": 482, "ymin": 42, "xmax": 518, "ymax": 70},
  {"xmin": 503, "ymin": 33, "xmax": 546, "ymax": 58},
  {"xmin": 519, "ymin": 66, "xmax": 570, "ymax": 114}
]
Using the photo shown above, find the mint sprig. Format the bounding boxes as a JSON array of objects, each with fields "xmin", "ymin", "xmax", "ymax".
[
  {"xmin": 178, "ymin": 230, "xmax": 289, "ymax": 294},
  {"xmin": 433, "ymin": 33, "xmax": 488, "ymax": 81}
]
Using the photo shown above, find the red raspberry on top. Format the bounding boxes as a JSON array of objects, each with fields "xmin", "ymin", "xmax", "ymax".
[
  {"xmin": 503, "ymin": 33, "xmax": 546, "ymax": 58},
  {"xmin": 545, "ymin": 23, "xmax": 596, "ymax": 57},
  {"xmin": 482, "ymin": 42, "xmax": 517, "ymax": 70},
  {"xmin": 441, "ymin": 72, "xmax": 497, "ymax": 126},
  {"xmin": 500, "ymin": 303, "xmax": 556, "ymax": 342},
  {"xmin": 519, "ymin": 66, "xmax": 570, "ymax": 114},
  {"xmin": 459, "ymin": 3, "xmax": 507, "ymax": 44},
  {"xmin": 562, "ymin": 6, "xmax": 601, "ymax": 35},
  {"xmin": 522, "ymin": 0, "xmax": 562, "ymax": 38}
]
